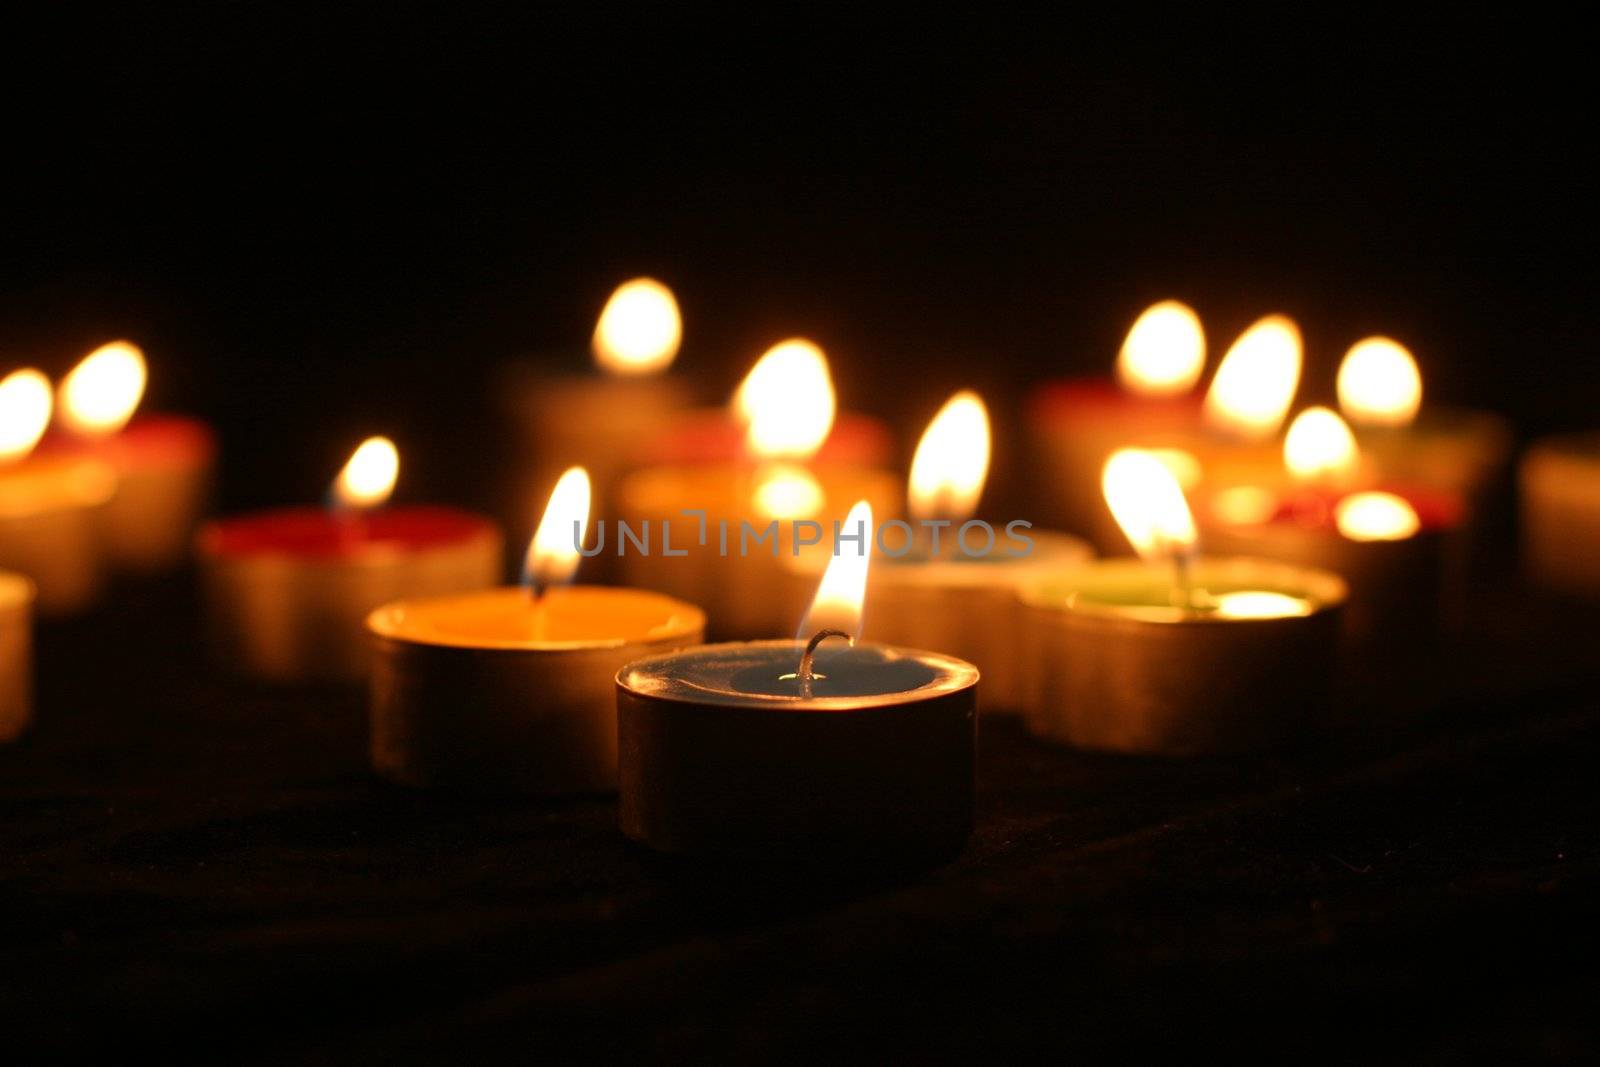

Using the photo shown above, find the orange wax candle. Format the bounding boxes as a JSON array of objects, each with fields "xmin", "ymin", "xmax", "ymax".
[
  {"xmin": 369, "ymin": 467, "xmax": 706, "ymax": 793},
  {"xmin": 0, "ymin": 368, "xmax": 115, "ymax": 615}
]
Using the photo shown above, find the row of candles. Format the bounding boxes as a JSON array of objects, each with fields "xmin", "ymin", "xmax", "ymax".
[{"xmin": 2, "ymin": 280, "xmax": 1599, "ymax": 857}]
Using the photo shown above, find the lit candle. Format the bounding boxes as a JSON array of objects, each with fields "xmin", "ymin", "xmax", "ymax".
[
  {"xmin": 1520, "ymin": 432, "xmax": 1600, "ymax": 597},
  {"xmin": 501, "ymin": 278, "xmax": 694, "ymax": 543},
  {"xmin": 617, "ymin": 339, "xmax": 900, "ymax": 638},
  {"xmin": 617, "ymin": 501, "xmax": 978, "ymax": 858},
  {"xmin": 1199, "ymin": 407, "xmax": 1462, "ymax": 650},
  {"xmin": 50, "ymin": 341, "xmax": 217, "ymax": 573},
  {"xmin": 1027, "ymin": 300, "xmax": 1209, "ymax": 545},
  {"xmin": 0, "ymin": 368, "xmax": 116, "ymax": 615},
  {"xmin": 1021, "ymin": 450, "xmax": 1347, "ymax": 756},
  {"xmin": 368, "ymin": 467, "xmax": 705, "ymax": 793},
  {"xmin": 197, "ymin": 436, "xmax": 502, "ymax": 683},
  {"xmin": 0, "ymin": 570, "xmax": 32, "ymax": 742},
  {"xmin": 781, "ymin": 390, "xmax": 1090, "ymax": 710},
  {"xmin": 1336, "ymin": 337, "xmax": 1511, "ymax": 502}
]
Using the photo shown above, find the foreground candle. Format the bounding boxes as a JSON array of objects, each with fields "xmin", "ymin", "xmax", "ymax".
[
  {"xmin": 198, "ymin": 437, "xmax": 502, "ymax": 683},
  {"xmin": 370, "ymin": 467, "xmax": 705, "ymax": 792},
  {"xmin": 617, "ymin": 501, "xmax": 978, "ymax": 858},
  {"xmin": 1521, "ymin": 432, "xmax": 1600, "ymax": 596},
  {"xmin": 781, "ymin": 390, "xmax": 1091, "ymax": 709},
  {"xmin": 0, "ymin": 368, "xmax": 115, "ymax": 615},
  {"xmin": 1022, "ymin": 450, "xmax": 1347, "ymax": 756},
  {"xmin": 0, "ymin": 571, "xmax": 33, "ymax": 742},
  {"xmin": 53, "ymin": 341, "xmax": 217, "ymax": 572}
]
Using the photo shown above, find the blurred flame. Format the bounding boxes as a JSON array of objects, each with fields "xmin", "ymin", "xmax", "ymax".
[
  {"xmin": 1148, "ymin": 447, "xmax": 1203, "ymax": 492},
  {"xmin": 524, "ymin": 466, "xmax": 591, "ymax": 594},
  {"xmin": 332, "ymin": 436, "xmax": 399, "ymax": 510},
  {"xmin": 1213, "ymin": 590, "xmax": 1313, "ymax": 619},
  {"xmin": 1210, "ymin": 484, "xmax": 1279, "ymax": 525},
  {"xmin": 1102, "ymin": 448, "xmax": 1198, "ymax": 559},
  {"xmin": 799, "ymin": 499, "xmax": 872, "ymax": 639},
  {"xmin": 1203, "ymin": 315, "xmax": 1302, "ymax": 439},
  {"xmin": 1337, "ymin": 337, "xmax": 1422, "ymax": 429},
  {"xmin": 908, "ymin": 390, "xmax": 990, "ymax": 524},
  {"xmin": 1117, "ymin": 300, "xmax": 1206, "ymax": 397},
  {"xmin": 734, "ymin": 339, "xmax": 836, "ymax": 459},
  {"xmin": 1334, "ymin": 491, "xmax": 1419, "ymax": 542},
  {"xmin": 592, "ymin": 278, "xmax": 682, "ymax": 376},
  {"xmin": 1283, "ymin": 406, "xmax": 1359, "ymax": 484},
  {"xmin": 0, "ymin": 368, "xmax": 53, "ymax": 463},
  {"xmin": 752, "ymin": 462, "xmax": 824, "ymax": 520},
  {"xmin": 58, "ymin": 340, "xmax": 147, "ymax": 437}
]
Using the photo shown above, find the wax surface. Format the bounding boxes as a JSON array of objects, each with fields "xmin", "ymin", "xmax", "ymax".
[
  {"xmin": 45, "ymin": 415, "xmax": 216, "ymax": 470},
  {"xmin": 1029, "ymin": 557, "xmax": 1345, "ymax": 623},
  {"xmin": 369, "ymin": 585, "xmax": 704, "ymax": 648},
  {"xmin": 1027, "ymin": 378, "xmax": 1202, "ymax": 426},
  {"xmin": 1251, "ymin": 486, "xmax": 1462, "ymax": 534},
  {"xmin": 205, "ymin": 506, "xmax": 493, "ymax": 558},
  {"xmin": 648, "ymin": 409, "xmax": 893, "ymax": 466},
  {"xmin": 619, "ymin": 639, "xmax": 977, "ymax": 709}
]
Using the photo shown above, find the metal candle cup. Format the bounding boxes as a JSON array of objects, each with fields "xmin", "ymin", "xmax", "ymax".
[
  {"xmin": 0, "ymin": 571, "xmax": 33, "ymax": 742},
  {"xmin": 72, "ymin": 415, "xmax": 217, "ymax": 573},
  {"xmin": 369, "ymin": 585, "xmax": 705, "ymax": 794},
  {"xmin": 197, "ymin": 506, "xmax": 503, "ymax": 684},
  {"xmin": 617, "ymin": 639, "xmax": 978, "ymax": 858},
  {"xmin": 1521, "ymin": 432, "xmax": 1600, "ymax": 596},
  {"xmin": 0, "ymin": 455, "xmax": 116, "ymax": 616},
  {"xmin": 1021, "ymin": 557, "xmax": 1347, "ymax": 756}
]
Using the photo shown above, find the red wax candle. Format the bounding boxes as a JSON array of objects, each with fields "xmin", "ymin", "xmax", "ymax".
[
  {"xmin": 647, "ymin": 407, "xmax": 894, "ymax": 467},
  {"xmin": 197, "ymin": 437, "xmax": 503, "ymax": 684}
]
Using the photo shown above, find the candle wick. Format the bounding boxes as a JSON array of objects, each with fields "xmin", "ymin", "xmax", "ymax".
[
  {"xmin": 1171, "ymin": 548, "xmax": 1194, "ymax": 612},
  {"xmin": 797, "ymin": 628, "xmax": 853, "ymax": 699}
]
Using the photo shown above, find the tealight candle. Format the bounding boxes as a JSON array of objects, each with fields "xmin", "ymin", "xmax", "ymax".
[
  {"xmin": 500, "ymin": 278, "xmax": 693, "ymax": 540},
  {"xmin": 0, "ymin": 368, "xmax": 115, "ymax": 615},
  {"xmin": 1198, "ymin": 407, "xmax": 1462, "ymax": 648},
  {"xmin": 370, "ymin": 468, "xmax": 705, "ymax": 793},
  {"xmin": 1029, "ymin": 307, "xmax": 1303, "ymax": 551},
  {"xmin": 617, "ymin": 501, "xmax": 978, "ymax": 858},
  {"xmin": 50, "ymin": 341, "xmax": 217, "ymax": 572},
  {"xmin": 1021, "ymin": 450, "xmax": 1347, "ymax": 756},
  {"xmin": 617, "ymin": 340, "xmax": 900, "ymax": 638},
  {"xmin": 781, "ymin": 390, "xmax": 1091, "ymax": 710},
  {"xmin": 0, "ymin": 571, "xmax": 33, "ymax": 742},
  {"xmin": 198, "ymin": 437, "xmax": 502, "ymax": 683},
  {"xmin": 1521, "ymin": 431, "xmax": 1600, "ymax": 596}
]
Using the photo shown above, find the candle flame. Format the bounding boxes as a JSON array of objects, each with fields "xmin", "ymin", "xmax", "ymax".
[
  {"xmin": 799, "ymin": 499, "xmax": 872, "ymax": 640},
  {"xmin": 1203, "ymin": 314, "xmax": 1302, "ymax": 439},
  {"xmin": 908, "ymin": 389, "xmax": 990, "ymax": 525},
  {"xmin": 525, "ymin": 466, "xmax": 591, "ymax": 595},
  {"xmin": 1283, "ymin": 406, "xmax": 1359, "ymax": 484},
  {"xmin": 1334, "ymin": 491, "xmax": 1419, "ymax": 542},
  {"xmin": 592, "ymin": 278, "xmax": 682, "ymax": 376},
  {"xmin": 1337, "ymin": 336, "xmax": 1422, "ymax": 429},
  {"xmin": 752, "ymin": 462, "xmax": 825, "ymax": 520},
  {"xmin": 0, "ymin": 368, "xmax": 53, "ymax": 463},
  {"xmin": 1117, "ymin": 300, "xmax": 1206, "ymax": 397},
  {"xmin": 1102, "ymin": 448, "xmax": 1198, "ymax": 559},
  {"xmin": 1213, "ymin": 590, "xmax": 1313, "ymax": 619},
  {"xmin": 332, "ymin": 436, "xmax": 400, "ymax": 510},
  {"xmin": 734, "ymin": 339, "xmax": 836, "ymax": 460},
  {"xmin": 58, "ymin": 340, "xmax": 147, "ymax": 437}
]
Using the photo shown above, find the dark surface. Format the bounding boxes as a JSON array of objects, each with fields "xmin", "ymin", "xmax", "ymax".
[{"xmin": 2, "ymin": 572, "xmax": 1597, "ymax": 1062}]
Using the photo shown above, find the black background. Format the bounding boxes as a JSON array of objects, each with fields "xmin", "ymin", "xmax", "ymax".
[{"xmin": 4, "ymin": 7, "xmax": 1594, "ymax": 514}]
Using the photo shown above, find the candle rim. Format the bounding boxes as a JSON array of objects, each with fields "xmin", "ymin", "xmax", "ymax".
[
  {"xmin": 783, "ymin": 529, "xmax": 1093, "ymax": 587},
  {"xmin": 1020, "ymin": 555, "xmax": 1347, "ymax": 623},
  {"xmin": 617, "ymin": 638, "xmax": 979, "ymax": 711},
  {"xmin": 368, "ymin": 584, "xmax": 706, "ymax": 652},
  {"xmin": 198, "ymin": 505, "xmax": 499, "ymax": 562}
]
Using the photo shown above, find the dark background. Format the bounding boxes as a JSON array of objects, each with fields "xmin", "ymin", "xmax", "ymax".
[
  {"xmin": 4, "ymin": 6, "xmax": 1593, "ymax": 514},
  {"xmin": 4, "ymin": 8, "xmax": 1600, "ymax": 1061}
]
